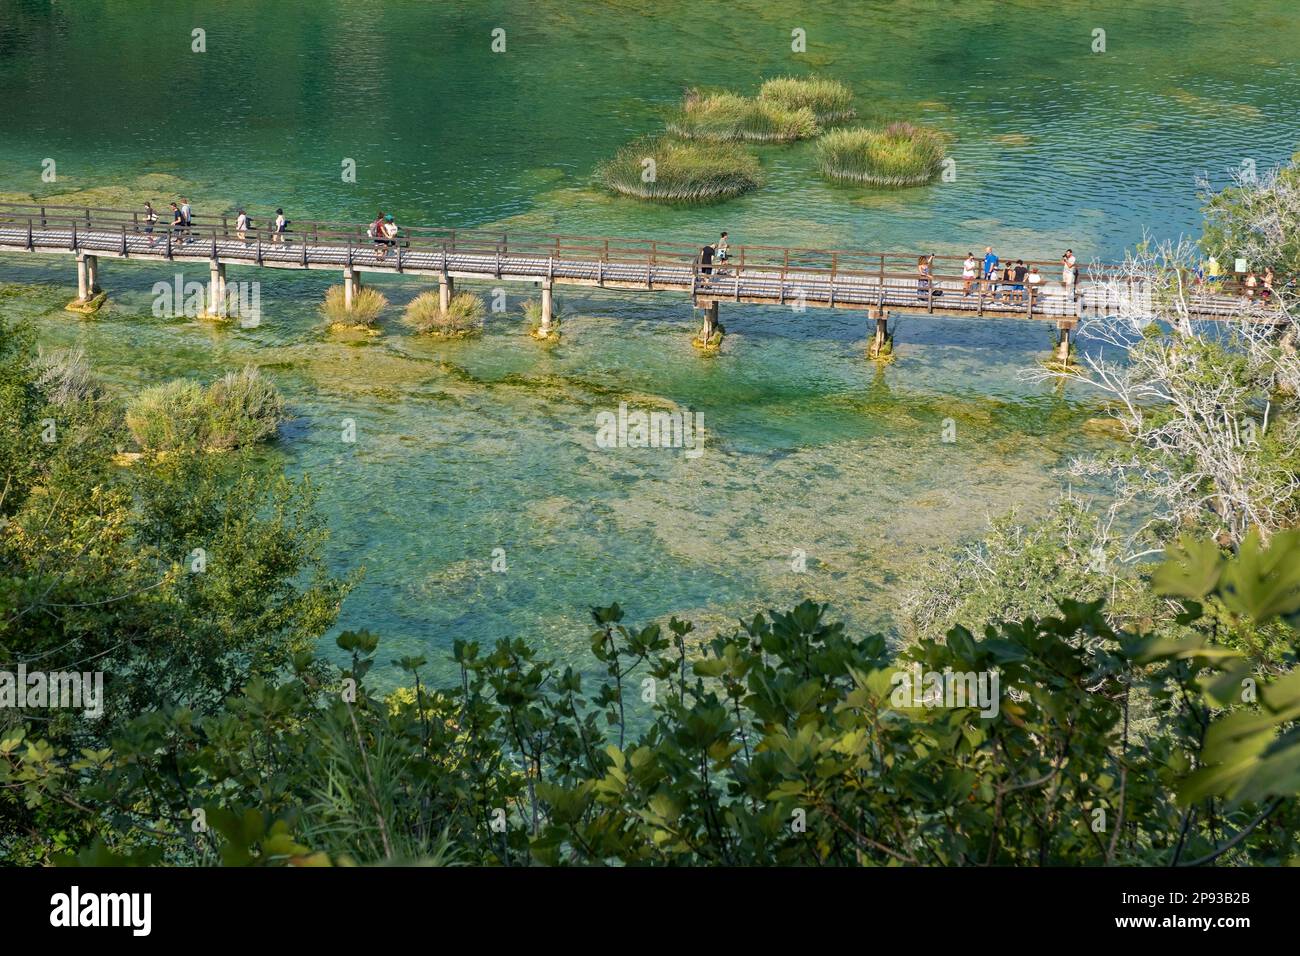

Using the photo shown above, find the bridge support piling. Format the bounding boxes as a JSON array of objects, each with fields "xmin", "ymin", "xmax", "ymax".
[
  {"xmin": 343, "ymin": 267, "xmax": 358, "ymax": 311},
  {"xmin": 207, "ymin": 262, "xmax": 227, "ymax": 318},
  {"xmin": 76, "ymin": 254, "xmax": 89, "ymax": 302},
  {"xmin": 539, "ymin": 279, "xmax": 554, "ymax": 336},
  {"xmin": 439, "ymin": 275, "xmax": 454, "ymax": 313},
  {"xmin": 85, "ymin": 255, "xmax": 99, "ymax": 295},
  {"xmin": 1054, "ymin": 322, "xmax": 1073, "ymax": 365},
  {"xmin": 868, "ymin": 310, "xmax": 892, "ymax": 359},
  {"xmin": 692, "ymin": 300, "xmax": 722, "ymax": 350}
]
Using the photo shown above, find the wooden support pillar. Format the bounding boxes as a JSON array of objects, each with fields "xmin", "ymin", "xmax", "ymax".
[
  {"xmin": 85, "ymin": 255, "xmax": 99, "ymax": 294},
  {"xmin": 76, "ymin": 254, "xmax": 89, "ymax": 301},
  {"xmin": 869, "ymin": 309, "xmax": 891, "ymax": 358},
  {"xmin": 343, "ymin": 267, "xmax": 357, "ymax": 310},
  {"xmin": 700, "ymin": 300, "xmax": 719, "ymax": 341},
  {"xmin": 208, "ymin": 261, "xmax": 226, "ymax": 316},
  {"xmin": 440, "ymin": 275, "xmax": 454, "ymax": 313},
  {"xmin": 1055, "ymin": 322, "xmax": 1073, "ymax": 364},
  {"xmin": 539, "ymin": 279, "xmax": 554, "ymax": 336}
]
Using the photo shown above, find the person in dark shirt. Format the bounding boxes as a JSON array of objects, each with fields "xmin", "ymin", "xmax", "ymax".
[
  {"xmin": 1011, "ymin": 260, "xmax": 1028, "ymax": 304},
  {"xmin": 700, "ymin": 243, "xmax": 715, "ymax": 277}
]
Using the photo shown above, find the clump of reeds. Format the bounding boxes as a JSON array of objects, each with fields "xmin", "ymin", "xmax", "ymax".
[
  {"xmin": 596, "ymin": 136, "xmax": 762, "ymax": 204},
  {"xmin": 816, "ymin": 122, "xmax": 946, "ymax": 187},
  {"xmin": 758, "ymin": 76, "xmax": 855, "ymax": 123},
  {"xmin": 667, "ymin": 90, "xmax": 818, "ymax": 143},
  {"xmin": 402, "ymin": 290, "xmax": 486, "ymax": 337},
  {"xmin": 320, "ymin": 285, "xmax": 389, "ymax": 327}
]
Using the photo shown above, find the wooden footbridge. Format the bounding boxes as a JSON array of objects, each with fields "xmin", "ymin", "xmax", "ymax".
[{"xmin": 0, "ymin": 201, "xmax": 1276, "ymax": 360}]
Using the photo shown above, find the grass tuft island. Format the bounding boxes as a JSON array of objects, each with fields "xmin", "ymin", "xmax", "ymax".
[
  {"xmin": 596, "ymin": 136, "xmax": 762, "ymax": 204},
  {"xmin": 817, "ymin": 122, "xmax": 946, "ymax": 187}
]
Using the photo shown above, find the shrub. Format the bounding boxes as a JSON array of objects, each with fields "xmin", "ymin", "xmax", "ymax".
[
  {"xmin": 126, "ymin": 379, "xmax": 209, "ymax": 454},
  {"xmin": 596, "ymin": 136, "xmax": 762, "ymax": 204},
  {"xmin": 34, "ymin": 346, "xmax": 105, "ymax": 406},
  {"xmin": 667, "ymin": 90, "xmax": 818, "ymax": 143},
  {"xmin": 126, "ymin": 368, "xmax": 286, "ymax": 454},
  {"xmin": 320, "ymin": 285, "xmax": 388, "ymax": 327},
  {"xmin": 758, "ymin": 76, "xmax": 855, "ymax": 123},
  {"xmin": 816, "ymin": 122, "xmax": 946, "ymax": 186},
  {"xmin": 206, "ymin": 366, "xmax": 288, "ymax": 451},
  {"xmin": 403, "ymin": 290, "xmax": 486, "ymax": 336}
]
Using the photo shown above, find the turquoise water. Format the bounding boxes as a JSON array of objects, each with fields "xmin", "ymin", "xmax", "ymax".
[{"xmin": 2, "ymin": 0, "xmax": 1297, "ymax": 681}]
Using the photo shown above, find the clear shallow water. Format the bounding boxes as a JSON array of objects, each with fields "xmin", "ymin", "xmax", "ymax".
[{"xmin": 1, "ymin": 0, "xmax": 1297, "ymax": 682}]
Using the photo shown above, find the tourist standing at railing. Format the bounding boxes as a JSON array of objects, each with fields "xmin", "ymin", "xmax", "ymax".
[
  {"xmin": 962, "ymin": 251, "xmax": 978, "ymax": 296},
  {"xmin": 381, "ymin": 214, "xmax": 399, "ymax": 256},
  {"xmin": 1263, "ymin": 266, "xmax": 1275, "ymax": 301},
  {"xmin": 1027, "ymin": 265, "xmax": 1042, "ymax": 306},
  {"xmin": 1061, "ymin": 249, "xmax": 1077, "ymax": 298},
  {"xmin": 983, "ymin": 246, "xmax": 998, "ymax": 281},
  {"xmin": 916, "ymin": 255, "xmax": 931, "ymax": 299},
  {"xmin": 699, "ymin": 241, "xmax": 715, "ymax": 277},
  {"xmin": 1245, "ymin": 270, "xmax": 1258, "ymax": 300},
  {"xmin": 142, "ymin": 202, "xmax": 158, "ymax": 246},
  {"xmin": 1011, "ymin": 260, "xmax": 1028, "ymax": 305},
  {"xmin": 716, "ymin": 232, "xmax": 729, "ymax": 274}
]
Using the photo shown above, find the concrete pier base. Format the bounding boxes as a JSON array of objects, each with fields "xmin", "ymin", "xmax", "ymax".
[
  {"xmin": 439, "ymin": 275, "xmax": 454, "ymax": 313},
  {"xmin": 692, "ymin": 300, "xmax": 723, "ymax": 351},
  {"xmin": 66, "ymin": 254, "xmax": 105, "ymax": 314},
  {"xmin": 207, "ymin": 262, "xmax": 227, "ymax": 317}
]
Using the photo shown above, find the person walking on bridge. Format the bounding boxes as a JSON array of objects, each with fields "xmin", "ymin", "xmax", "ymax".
[
  {"xmin": 716, "ymin": 231, "xmax": 730, "ymax": 274},
  {"xmin": 142, "ymin": 202, "xmax": 158, "ymax": 246},
  {"xmin": 273, "ymin": 208, "xmax": 288, "ymax": 244},
  {"xmin": 235, "ymin": 209, "xmax": 251, "ymax": 244},
  {"xmin": 169, "ymin": 202, "xmax": 185, "ymax": 243},
  {"xmin": 179, "ymin": 198, "xmax": 192, "ymax": 243}
]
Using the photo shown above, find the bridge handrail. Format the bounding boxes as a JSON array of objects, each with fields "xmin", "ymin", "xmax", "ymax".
[{"xmin": 0, "ymin": 201, "xmax": 1291, "ymax": 301}]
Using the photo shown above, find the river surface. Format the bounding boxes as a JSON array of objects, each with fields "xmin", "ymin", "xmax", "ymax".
[{"xmin": 2, "ymin": 0, "xmax": 1297, "ymax": 681}]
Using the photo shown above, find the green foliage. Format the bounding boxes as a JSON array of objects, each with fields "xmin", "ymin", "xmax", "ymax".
[
  {"xmin": 1200, "ymin": 151, "xmax": 1300, "ymax": 277},
  {"xmin": 204, "ymin": 366, "xmax": 287, "ymax": 451},
  {"xmin": 758, "ymin": 76, "xmax": 855, "ymax": 123},
  {"xmin": 667, "ymin": 90, "xmax": 819, "ymax": 143},
  {"xmin": 0, "ymin": 319, "xmax": 349, "ymax": 863},
  {"xmin": 817, "ymin": 122, "xmax": 946, "ymax": 187},
  {"xmin": 596, "ymin": 136, "xmax": 762, "ymax": 204}
]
